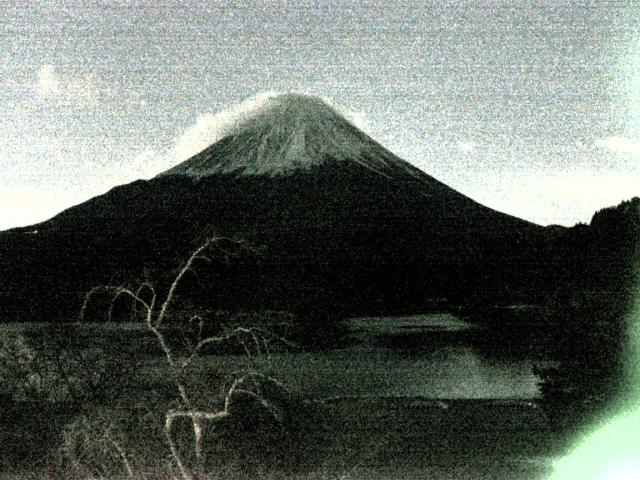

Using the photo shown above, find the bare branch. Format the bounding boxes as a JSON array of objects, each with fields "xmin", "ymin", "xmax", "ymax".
[
  {"xmin": 164, "ymin": 371, "xmax": 286, "ymax": 479},
  {"xmin": 164, "ymin": 413, "xmax": 193, "ymax": 480},
  {"xmin": 135, "ymin": 281, "xmax": 157, "ymax": 307},
  {"xmin": 146, "ymin": 324, "xmax": 189, "ymax": 406},
  {"xmin": 180, "ymin": 327, "xmax": 270, "ymax": 371},
  {"xmin": 187, "ymin": 314, "xmax": 205, "ymax": 346},
  {"xmin": 192, "ymin": 254, "xmax": 212, "ymax": 264},
  {"xmin": 239, "ymin": 371, "xmax": 290, "ymax": 395},
  {"xmin": 78, "ymin": 236, "xmax": 287, "ymax": 480},
  {"xmin": 156, "ymin": 237, "xmax": 230, "ymax": 327},
  {"xmin": 108, "ymin": 436, "xmax": 134, "ymax": 479},
  {"xmin": 80, "ymin": 286, "xmax": 151, "ymax": 323},
  {"xmin": 250, "ymin": 326, "xmax": 299, "ymax": 350},
  {"xmin": 107, "ymin": 286, "xmax": 139, "ymax": 324},
  {"xmin": 166, "ymin": 408, "xmax": 231, "ymax": 423},
  {"xmin": 232, "ymin": 388, "xmax": 283, "ymax": 424},
  {"xmin": 238, "ymin": 337, "xmax": 251, "ymax": 357}
]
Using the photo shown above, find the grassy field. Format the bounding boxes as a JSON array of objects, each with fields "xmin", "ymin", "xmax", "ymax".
[{"xmin": 1, "ymin": 398, "xmax": 562, "ymax": 479}]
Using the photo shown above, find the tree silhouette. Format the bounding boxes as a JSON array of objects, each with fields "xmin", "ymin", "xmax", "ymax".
[{"xmin": 81, "ymin": 237, "xmax": 292, "ymax": 480}]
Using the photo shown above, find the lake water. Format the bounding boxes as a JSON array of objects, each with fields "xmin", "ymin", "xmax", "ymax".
[
  {"xmin": 273, "ymin": 313, "xmax": 542, "ymax": 400},
  {"xmin": 2, "ymin": 313, "xmax": 543, "ymax": 400}
]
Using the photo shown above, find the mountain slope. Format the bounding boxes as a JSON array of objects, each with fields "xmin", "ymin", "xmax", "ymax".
[{"xmin": 0, "ymin": 94, "xmax": 554, "ymax": 322}]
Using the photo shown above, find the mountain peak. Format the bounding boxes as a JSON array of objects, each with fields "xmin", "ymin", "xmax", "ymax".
[{"xmin": 159, "ymin": 93, "xmax": 414, "ymax": 178}]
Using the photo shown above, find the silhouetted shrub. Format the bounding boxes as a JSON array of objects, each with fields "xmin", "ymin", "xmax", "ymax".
[{"xmin": 0, "ymin": 324, "xmax": 142, "ymax": 406}]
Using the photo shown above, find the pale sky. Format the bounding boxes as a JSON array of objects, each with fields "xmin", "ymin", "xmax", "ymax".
[{"xmin": 1, "ymin": 0, "xmax": 639, "ymax": 230}]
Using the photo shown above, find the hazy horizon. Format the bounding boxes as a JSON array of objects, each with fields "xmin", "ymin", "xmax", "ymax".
[{"xmin": 2, "ymin": 1, "xmax": 639, "ymax": 229}]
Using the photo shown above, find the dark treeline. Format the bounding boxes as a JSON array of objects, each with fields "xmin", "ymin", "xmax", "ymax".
[{"xmin": 535, "ymin": 197, "xmax": 640, "ymax": 429}]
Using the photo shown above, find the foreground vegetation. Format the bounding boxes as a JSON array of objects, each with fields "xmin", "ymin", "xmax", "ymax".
[
  {"xmin": 1, "ymin": 319, "xmax": 569, "ymax": 479},
  {"xmin": 1, "ymin": 320, "xmax": 564, "ymax": 480},
  {"xmin": 0, "ymin": 238, "xmax": 326, "ymax": 479}
]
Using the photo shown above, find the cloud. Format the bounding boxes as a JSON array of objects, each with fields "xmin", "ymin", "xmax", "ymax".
[
  {"xmin": 457, "ymin": 141, "xmax": 476, "ymax": 154},
  {"xmin": 166, "ymin": 113, "xmax": 223, "ymax": 163},
  {"xmin": 35, "ymin": 65, "xmax": 107, "ymax": 104},
  {"xmin": 595, "ymin": 136, "xmax": 640, "ymax": 155},
  {"xmin": 129, "ymin": 92, "xmax": 376, "ymax": 177},
  {"xmin": 124, "ymin": 93, "xmax": 281, "ymax": 176},
  {"xmin": 36, "ymin": 65, "xmax": 60, "ymax": 97},
  {"xmin": 162, "ymin": 92, "xmax": 280, "ymax": 165},
  {"xmin": 163, "ymin": 91, "xmax": 374, "ymax": 164}
]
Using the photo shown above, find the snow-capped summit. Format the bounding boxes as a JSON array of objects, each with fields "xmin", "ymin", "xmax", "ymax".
[{"xmin": 159, "ymin": 93, "xmax": 417, "ymax": 177}]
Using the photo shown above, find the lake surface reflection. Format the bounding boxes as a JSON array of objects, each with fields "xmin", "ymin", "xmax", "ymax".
[{"xmin": 277, "ymin": 313, "xmax": 542, "ymax": 400}]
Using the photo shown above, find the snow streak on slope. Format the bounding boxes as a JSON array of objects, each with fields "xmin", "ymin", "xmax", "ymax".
[{"xmin": 159, "ymin": 93, "xmax": 420, "ymax": 178}]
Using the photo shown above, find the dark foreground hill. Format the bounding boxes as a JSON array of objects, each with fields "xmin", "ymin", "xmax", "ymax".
[{"xmin": 0, "ymin": 94, "xmax": 636, "ymax": 322}]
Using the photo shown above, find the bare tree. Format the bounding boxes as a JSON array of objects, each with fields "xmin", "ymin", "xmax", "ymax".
[{"xmin": 81, "ymin": 237, "xmax": 291, "ymax": 480}]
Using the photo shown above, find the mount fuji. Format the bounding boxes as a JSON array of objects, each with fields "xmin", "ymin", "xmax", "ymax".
[{"xmin": 1, "ymin": 94, "xmax": 558, "ymax": 321}]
